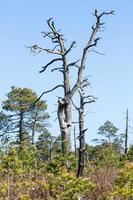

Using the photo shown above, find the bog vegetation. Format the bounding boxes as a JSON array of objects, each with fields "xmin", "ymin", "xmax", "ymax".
[{"xmin": 0, "ymin": 10, "xmax": 133, "ymax": 200}]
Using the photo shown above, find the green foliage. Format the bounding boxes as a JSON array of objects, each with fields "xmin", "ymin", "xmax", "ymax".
[
  {"xmin": 0, "ymin": 145, "xmax": 96, "ymax": 199},
  {"xmin": 2, "ymin": 86, "xmax": 37, "ymax": 112},
  {"xmin": 18, "ymin": 142, "xmax": 38, "ymax": 173},
  {"xmin": 109, "ymin": 163, "xmax": 133, "ymax": 200},
  {"xmin": 98, "ymin": 121, "xmax": 119, "ymax": 144},
  {"xmin": 45, "ymin": 170, "xmax": 95, "ymax": 200},
  {"xmin": 127, "ymin": 145, "xmax": 133, "ymax": 161},
  {"xmin": 45, "ymin": 153, "xmax": 78, "ymax": 174},
  {"xmin": 0, "ymin": 141, "xmax": 38, "ymax": 175},
  {"xmin": 1, "ymin": 86, "xmax": 49, "ymax": 144},
  {"xmin": 0, "ymin": 112, "xmax": 10, "ymax": 132},
  {"xmin": 0, "ymin": 147, "xmax": 23, "ymax": 176},
  {"xmin": 36, "ymin": 129, "xmax": 53, "ymax": 161},
  {"xmin": 86, "ymin": 144, "xmax": 121, "ymax": 168}
]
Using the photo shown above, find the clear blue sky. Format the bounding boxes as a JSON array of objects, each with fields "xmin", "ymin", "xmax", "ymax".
[{"xmin": 0, "ymin": 0, "xmax": 133, "ymax": 145}]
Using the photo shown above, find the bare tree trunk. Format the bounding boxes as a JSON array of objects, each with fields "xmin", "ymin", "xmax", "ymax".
[
  {"xmin": 77, "ymin": 94, "xmax": 86, "ymax": 177},
  {"xmin": 57, "ymin": 99, "xmax": 72, "ymax": 154},
  {"xmin": 73, "ymin": 126, "xmax": 77, "ymax": 158},
  {"xmin": 124, "ymin": 109, "xmax": 128, "ymax": 155},
  {"xmin": 74, "ymin": 90, "xmax": 96, "ymax": 177},
  {"xmin": 59, "ymin": 58, "xmax": 72, "ymax": 154}
]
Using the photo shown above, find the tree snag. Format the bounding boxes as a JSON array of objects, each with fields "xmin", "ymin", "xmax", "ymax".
[{"xmin": 28, "ymin": 10, "xmax": 114, "ymax": 155}]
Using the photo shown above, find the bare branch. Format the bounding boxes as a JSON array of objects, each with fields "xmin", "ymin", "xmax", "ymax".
[
  {"xmin": 91, "ymin": 49, "xmax": 105, "ymax": 55},
  {"xmin": 41, "ymin": 31, "xmax": 52, "ymax": 39},
  {"xmin": 32, "ymin": 85, "xmax": 64, "ymax": 108},
  {"xmin": 86, "ymin": 37, "xmax": 101, "ymax": 49},
  {"xmin": 71, "ymin": 98, "xmax": 79, "ymax": 111},
  {"xmin": 27, "ymin": 45, "xmax": 62, "ymax": 56},
  {"xmin": 64, "ymin": 41, "xmax": 76, "ymax": 55},
  {"xmin": 83, "ymin": 100, "xmax": 96, "ymax": 105},
  {"xmin": 98, "ymin": 10, "xmax": 115, "ymax": 18},
  {"xmin": 68, "ymin": 10, "xmax": 114, "ymax": 102},
  {"xmin": 51, "ymin": 67, "xmax": 63, "ymax": 72},
  {"xmin": 83, "ymin": 95, "xmax": 97, "ymax": 105},
  {"xmin": 66, "ymin": 59, "xmax": 80, "ymax": 69},
  {"xmin": 84, "ymin": 95, "xmax": 97, "ymax": 99},
  {"xmin": 39, "ymin": 58, "xmax": 62, "ymax": 73},
  {"xmin": 86, "ymin": 10, "xmax": 115, "ymax": 50},
  {"xmin": 52, "ymin": 44, "xmax": 60, "ymax": 51},
  {"xmin": 47, "ymin": 18, "xmax": 59, "ymax": 36}
]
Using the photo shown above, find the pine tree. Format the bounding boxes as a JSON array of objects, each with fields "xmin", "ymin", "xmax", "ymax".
[{"xmin": 2, "ymin": 86, "xmax": 49, "ymax": 144}]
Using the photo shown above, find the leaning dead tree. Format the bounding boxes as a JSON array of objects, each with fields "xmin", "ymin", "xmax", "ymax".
[{"xmin": 28, "ymin": 10, "xmax": 114, "ymax": 155}]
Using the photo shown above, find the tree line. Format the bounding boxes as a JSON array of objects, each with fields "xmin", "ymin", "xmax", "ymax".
[{"xmin": 0, "ymin": 86, "xmax": 133, "ymax": 199}]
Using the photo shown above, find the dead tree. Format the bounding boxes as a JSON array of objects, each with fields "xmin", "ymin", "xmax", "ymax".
[
  {"xmin": 124, "ymin": 109, "xmax": 128, "ymax": 155},
  {"xmin": 28, "ymin": 10, "xmax": 114, "ymax": 155},
  {"xmin": 72, "ymin": 81, "xmax": 97, "ymax": 177},
  {"xmin": 77, "ymin": 93, "xmax": 97, "ymax": 177}
]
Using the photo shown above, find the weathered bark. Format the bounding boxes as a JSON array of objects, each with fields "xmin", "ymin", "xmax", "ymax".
[
  {"xmin": 60, "ymin": 55, "xmax": 72, "ymax": 153},
  {"xmin": 57, "ymin": 98, "xmax": 72, "ymax": 154}
]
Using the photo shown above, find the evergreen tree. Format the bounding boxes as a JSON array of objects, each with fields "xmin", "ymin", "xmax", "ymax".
[
  {"xmin": 36, "ymin": 129, "xmax": 53, "ymax": 161},
  {"xmin": 97, "ymin": 121, "xmax": 119, "ymax": 147},
  {"xmin": 2, "ymin": 86, "xmax": 49, "ymax": 144}
]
